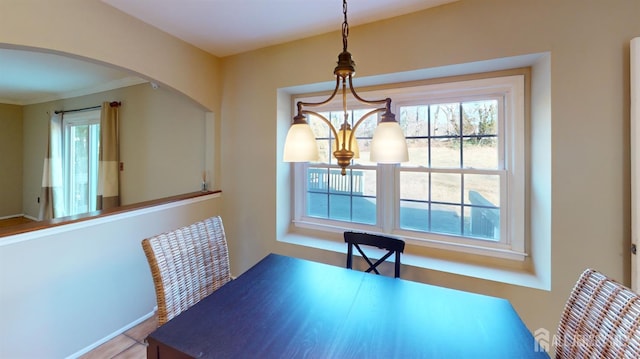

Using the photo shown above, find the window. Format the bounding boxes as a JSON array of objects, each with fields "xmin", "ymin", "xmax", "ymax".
[
  {"xmin": 62, "ymin": 110, "xmax": 101, "ymax": 216},
  {"xmin": 292, "ymin": 73, "xmax": 526, "ymax": 260}
]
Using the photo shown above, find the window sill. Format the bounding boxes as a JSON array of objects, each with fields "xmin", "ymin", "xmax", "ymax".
[
  {"xmin": 293, "ymin": 218, "xmax": 527, "ymax": 261},
  {"xmin": 279, "ymin": 231, "xmax": 549, "ymax": 291}
]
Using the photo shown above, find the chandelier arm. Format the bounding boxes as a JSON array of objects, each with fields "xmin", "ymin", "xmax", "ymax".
[
  {"xmin": 283, "ymin": 0, "xmax": 407, "ymax": 173},
  {"xmin": 296, "ymin": 77, "xmax": 342, "ymax": 114},
  {"xmin": 348, "ymin": 107, "xmax": 386, "ymax": 145},
  {"xmin": 300, "ymin": 109, "xmax": 340, "ymax": 141},
  {"xmin": 347, "ymin": 75, "xmax": 392, "ymax": 110}
]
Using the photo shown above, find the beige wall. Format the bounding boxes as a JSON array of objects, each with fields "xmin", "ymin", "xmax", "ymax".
[
  {"xmin": 18, "ymin": 83, "xmax": 208, "ymax": 218},
  {"xmin": 219, "ymin": 0, "xmax": 640, "ymax": 343},
  {"xmin": 0, "ymin": 0, "xmax": 220, "ymax": 113},
  {"xmin": 1, "ymin": 0, "xmax": 639, "ymax": 356},
  {"xmin": 0, "ymin": 2, "xmax": 224, "ymax": 356},
  {"xmin": 0, "ymin": 103, "xmax": 23, "ymax": 217},
  {"xmin": 0, "ymin": 0, "xmax": 223, "ymax": 189}
]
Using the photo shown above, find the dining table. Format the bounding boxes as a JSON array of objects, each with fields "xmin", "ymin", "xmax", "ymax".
[{"xmin": 146, "ymin": 253, "xmax": 549, "ymax": 358}]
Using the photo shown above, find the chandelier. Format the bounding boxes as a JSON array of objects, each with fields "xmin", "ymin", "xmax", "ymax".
[{"xmin": 283, "ymin": 0, "xmax": 408, "ymax": 175}]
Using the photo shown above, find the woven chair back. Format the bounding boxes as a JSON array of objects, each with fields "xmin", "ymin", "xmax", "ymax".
[
  {"xmin": 556, "ymin": 268, "xmax": 640, "ymax": 358},
  {"xmin": 142, "ymin": 216, "xmax": 231, "ymax": 326}
]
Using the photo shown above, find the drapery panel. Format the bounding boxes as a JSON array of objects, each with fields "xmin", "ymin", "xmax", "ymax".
[
  {"xmin": 38, "ymin": 113, "xmax": 65, "ymax": 220},
  {"xmin": 631, "ymin": 37, "xmax": 639, "ymax": 291},
  {"xmin": 97, "ymin": 102, "xmax": 120, "ymax": 210}
]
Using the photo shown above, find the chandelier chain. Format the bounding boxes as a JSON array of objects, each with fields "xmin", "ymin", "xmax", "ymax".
[
  {"xmin": 342, "ymin": 0, "xmax": 349, "ymax": 52},
  {"xmin": 283, "ymin": 0, "xmax": 407, "ymax": 174}
]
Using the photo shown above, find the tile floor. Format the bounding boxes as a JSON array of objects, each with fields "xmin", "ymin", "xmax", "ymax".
[{"xmin": 79, "ymin": 314, "xmax": 157, "ymax": 359}]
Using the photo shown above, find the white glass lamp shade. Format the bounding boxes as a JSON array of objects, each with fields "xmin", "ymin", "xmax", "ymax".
[
  {"xmin": 335, "ymin": 128, "xmax": 360, "ymax": 159},
  {"xmin": 283, "ymin": 123, "xmax": 319, "ymax": 162},
  {"xmin": 370, "ymin": 121, "xmax": 409, "ymax": 163}
]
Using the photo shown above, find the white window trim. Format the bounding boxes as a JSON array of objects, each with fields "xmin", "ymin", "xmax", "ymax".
[
  {"xmin": 292, "ymin": 75, "xmax": 526, "ymax": 261},
  {"xmin": 387, "ymin": 75, "xmax": 526, "ymax": 260},
  {"xmin": 62, "ymin": 110, "xmax": 101, "ymax": 216}
]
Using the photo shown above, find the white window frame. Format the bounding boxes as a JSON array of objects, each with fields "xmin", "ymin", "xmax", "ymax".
[
  {"xmin": 292, "ymin": 74, "xmax": 526, "ymax": 261},
  {"xmin": 62, "ymin": 110, "xmax": 101, "ymax": 216}
]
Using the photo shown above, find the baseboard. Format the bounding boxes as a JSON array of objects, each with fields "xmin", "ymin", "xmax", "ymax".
[
  {"xmin": 0, "ymin": 214, "xmax": 23, "ymax": 220},
  {"xmin": 65, "ymin": 308, "xmax": 157, "ymax": 359},
  {"xmin": 23, "ymin": 214, "xmax": 38, "ymax": 221}
]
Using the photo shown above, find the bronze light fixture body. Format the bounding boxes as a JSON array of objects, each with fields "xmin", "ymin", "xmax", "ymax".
[{"xmin": 283, "ymin": 0, "xmax": 408, "ymax": 175}]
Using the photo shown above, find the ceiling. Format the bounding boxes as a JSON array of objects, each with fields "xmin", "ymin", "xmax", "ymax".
[
  {"xmin": 102, "ymin": 0, "xmax": 457, "ymax": 57},
  {"xmin": 0, "ymin": 48, "xmax": 146, "ymax": 105},
  {"xmin": 2, "ymin": 0, "xmax": 456, "ymax": 106}
]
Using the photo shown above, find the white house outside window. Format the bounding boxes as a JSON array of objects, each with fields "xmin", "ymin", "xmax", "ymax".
[{"xmin": 292, "ymin": 73, "xmax": 527, "ymax": 260}]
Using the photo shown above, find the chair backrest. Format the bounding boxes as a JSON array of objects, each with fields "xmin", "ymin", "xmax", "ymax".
[
  {"xmin": 344, "ymin": 231, "xmax": 405, "ymax": 278},
  {"xmin": 555, "ymin": 268, "xmax": 640, "ymax": 358},
  {"xmin": 142, "ymin": 216, "xmax": 231, "ymax": 326}
]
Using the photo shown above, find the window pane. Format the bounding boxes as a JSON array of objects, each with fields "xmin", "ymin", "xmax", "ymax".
[
  {"xmin": 400, "ymin": 171, "xmax": 430, "ymax": 231},
  {"xmin": 353, "ymin": 138, "xmax": 374, "ymax": 166},
  {"xmin": 404, "ymin": 138, "xmax": 428, "ymax": 167},
  {"xmin": 307, "ymin": 192, "xmax": 328, "ymax": 218},
  {"xmin": 465, "ymin": 174, "xmax": 500, "ymax": 241},
  {"xmin": 306, "ymin": 167, "xmax": 376, "ymax": 225},
  {"xmin": 328, "ymin": 171, "xmax": 351, "ymax": 194},
  {"xmin": 431, "ymin": 103, "xmax": 459, "ymax": 137},
  {"xmin": 62, "ymin": 111, "xmax": 100, "ymax": 218},
  {"xmin": 307, "ymin": 167, "xmax": 327, "ymax": 192},
  {"xmin": 308, "ymin": 113, "xmax": 332, "ymax": 164},
  {"xmin": 465, "ymin": 205, "xmax": 500, "ymax": 241},
  {"xmin": 400, "ymin": 201, "xmax": 465, "ymax": 236},
  {"xmin": 431, "ymin": 139, "xmax": 460, "ymax": 168},
  {"xmin": 464, "ymin": 174, "xmax": 500, "ymax": 206},
  {"xmin": 400, "ymin": 171, "xmax": 429, "ymax": 201},
  {"xmin": 463, "ymin": 138, "xmax": 498, "ymax": 169},
  {"xmin": 400, "ymin": 105, "xmax": 428, "ymax": 168},
  {"xmin": 329, "ymin": 111, "xmax": 343, "ymax": 130},
  {"xmin": 431, "ymin": 203, "xmax": 462, "ymax": 236},
  {"xmin": 352, "ymin": 109, "xmax": 375, "ymax": 137},
  {"xmin": 329, "ymin": 194, "xmax": 351, "ymax": 221},
  {"xmin": 351, "ymin": 196, "xmax": 376, "ymax": 225},
  {"xmin": 358, "ymin": 169, "xmax": 376, "ymax": 197},
  {"xmin": 328, "ymin": 194, "xmax": 376, "ymax": 225},
  {"xmin": 400, "ymin": 105, "xmax": 429, "ymax": 137},
  {"xmin": 400, "ymin": 200, "xmax": 429, "ymax": 231},
  {"xmin": 313, "ymin": 138, "xmax": 331, "ymax": 164},
  {"xmin": 308, "ymin": 113, "xmax": 330, "ymax": 138},
  {"xmin": 431, "ymin": 173, "xmax": 461, "ymax": 204},
  {"xmin": 352, "ymin": 169, "xmax": 376, "ymax": 224},
  {"xmin": 70, "ymin": 125, "xmax": 89, "ymax": 215},
  {"xmin": 462, "ymin": 100, "xmax": 498, "ymax": 136},
  {"xmin": 462, "ymin": 99, "xmax": 499, "ymax": 169}
]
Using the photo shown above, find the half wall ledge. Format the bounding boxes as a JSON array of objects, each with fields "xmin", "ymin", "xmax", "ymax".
[{"xmin": 0, "ymin": 190, "xmax": 221, "ymax": 239}]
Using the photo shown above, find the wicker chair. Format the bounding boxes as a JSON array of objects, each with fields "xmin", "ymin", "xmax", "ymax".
[
  {"xmin": 555, "ymin": 268, "xmax": 640, "ymax": 358},
  {"xmin": 142, "ymin": 216, "xmax": 231, "ymax": 326}
]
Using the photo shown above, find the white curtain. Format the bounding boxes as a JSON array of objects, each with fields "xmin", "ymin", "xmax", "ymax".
[{"xmin": 38, "ymin": 113, "xmax": 66, "ymax": 220}]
